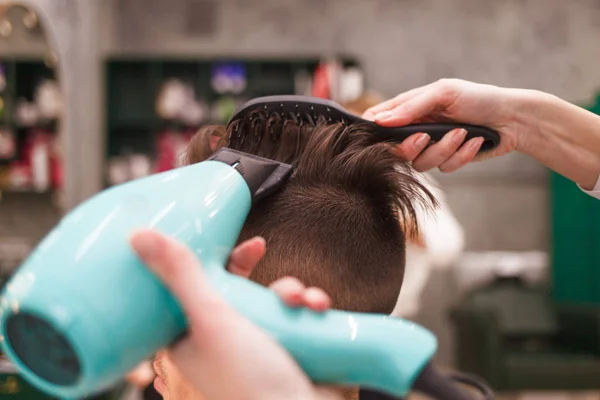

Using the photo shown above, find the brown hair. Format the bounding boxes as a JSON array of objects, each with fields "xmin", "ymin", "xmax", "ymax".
[
  {"xmin": 341, "ymin": 93, "xmax": 426, "ymax": 247},
  {"xmin": 184, "ymin": 111, "xmax": 436, "ymax": 314}
]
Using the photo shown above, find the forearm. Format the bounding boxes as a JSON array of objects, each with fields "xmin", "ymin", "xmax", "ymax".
[{"xmin": 512, "ymin": 89, "xmax": 600, "ymax": 189}]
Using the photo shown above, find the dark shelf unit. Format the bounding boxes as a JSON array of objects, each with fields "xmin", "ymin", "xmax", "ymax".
[
  {"xmin": 0, "ymin": 58, "xmax": 56, "ymax": 165},
  {"xmin": 104, "ymin": 56, "xmax": 360, "ymax": 164},
  {"xmin": 0, "ymin": 59, "xmax": 61, "ymax": 285}
]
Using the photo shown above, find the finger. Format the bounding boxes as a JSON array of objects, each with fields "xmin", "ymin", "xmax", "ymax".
[
  {"xmin": 438, "ymin": 137, "xmax": 483, "ymax": 173},
  {"xmin": 167, "ymin": 339, "xmax": 208, "ymax": 391},
  {"xmin": 303, "ymin": 287, "xmax": 332, "ymax": 312},
  {"xmin": 412, "ymin": 128, "xmax": 468, "ymax": 172},
  {"xmin": 374, "ymin": 88, "xmax": 446, "ymax": 126},
  {"xmin": 269, "ymin": 277, "xmax": 306, "ymax": 307},
  {"xmin": 129, "ymin": 229, "xmax": 223, "ymax": 325},
  {"xmin": 227, "ymin": 236, "xmax": 267, "ymax": 278},
  {"xmin": 125, "ymin": 361, "xmax": 155, "ymax": 388},
  {"xmin": 391, "ymin": 133, "xmax": 430, "ymax": 161},
  {"xmin": 362, "ymin": 85, "xmax": 431, "ymax": 121}
]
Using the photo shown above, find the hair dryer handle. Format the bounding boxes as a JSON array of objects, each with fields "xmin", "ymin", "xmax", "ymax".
[{"xmin": 218, "ymin": 272, "xmax": 438, "ymax": 397}]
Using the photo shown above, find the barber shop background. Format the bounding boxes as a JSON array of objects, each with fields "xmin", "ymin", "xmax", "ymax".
[{"xmin": 0, "ymin": 0, "xmax": 599, "ymax": 399}]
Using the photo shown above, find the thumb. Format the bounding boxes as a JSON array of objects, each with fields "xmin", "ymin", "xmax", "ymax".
[
  {"xmin": 374, "ymin": 89, "xmax": 443, "ymax": 127},
  {"xmin": 227, "ymin": 236, "xmax": 267, "ymax": 278},
  {"xmin": 129, "ymin": 229, "xmax": 225, "ymax": 327}
]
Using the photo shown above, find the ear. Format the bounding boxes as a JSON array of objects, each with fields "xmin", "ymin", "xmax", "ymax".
[{"xmin": 210, "ymin": 133, "xmax": 222, "ymax": 151}]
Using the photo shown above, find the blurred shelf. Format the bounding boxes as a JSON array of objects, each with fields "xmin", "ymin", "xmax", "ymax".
[
  {"xmin": 0, "ymin": 59, "xmax": 60, "ymax": 194},
  {"xmin": 0, "ymin": 188, "xmax": 56, "ymax": 195},
  {"xmin": 103, "ymin": 56, "xmax": 360, "ymax": 188}
]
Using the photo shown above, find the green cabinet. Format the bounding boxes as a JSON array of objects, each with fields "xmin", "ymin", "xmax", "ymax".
[
  {"xmin": 551, "ymin": 95, "xmax": 600, "ymax": 304},
  {"xmin": 0, "ymin": 58, "xmax": 56, "ymax": 160}
]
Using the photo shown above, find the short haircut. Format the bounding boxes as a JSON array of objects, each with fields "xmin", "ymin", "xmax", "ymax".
[{"xmin": 183, "ymin": 111, "xmax": 436, "ymax": 314}]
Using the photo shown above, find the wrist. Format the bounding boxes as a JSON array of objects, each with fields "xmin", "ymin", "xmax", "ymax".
[
  {"xmin": 506, "ymin": 88, "xmax": 600, "ymax": 189},
  {"xmin": 502, "ymin": 88, "xmax": 551, "ymax": 154}
]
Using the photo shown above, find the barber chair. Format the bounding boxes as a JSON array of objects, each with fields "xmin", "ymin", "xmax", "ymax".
[{"xmin": 450, "ymin": 276, "xmax": 600, "ymax": 391}]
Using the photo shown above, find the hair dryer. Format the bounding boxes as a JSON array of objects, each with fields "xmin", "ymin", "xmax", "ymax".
[{"xmin": 0, "ymin": 148, "xmax": 488, "ymax": 400}]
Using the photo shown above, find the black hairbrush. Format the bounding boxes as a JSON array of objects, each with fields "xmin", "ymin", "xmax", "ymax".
[{"xmin": 227, "ymin": 95, "xmax": 500, "ymax": 153}]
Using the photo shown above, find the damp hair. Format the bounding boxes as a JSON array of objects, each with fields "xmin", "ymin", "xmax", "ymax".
[{"xmin": 184, "ymin": 110, "xmax": 437, "ymax": 314}]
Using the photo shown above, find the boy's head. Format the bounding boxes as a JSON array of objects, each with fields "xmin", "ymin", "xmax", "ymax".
[
  {"xmin": 153, "ymin": 109, "xmax": 436, "ymax": 400},
  {"xmin": 186, "ymin": 112, "xmax": 436, "ymax": 313}
]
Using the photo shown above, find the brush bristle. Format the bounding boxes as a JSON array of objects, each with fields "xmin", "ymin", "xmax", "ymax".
[
  {"xmin": 225, "ymin": 99, "xmax": 355, "ymax": 156},
  {"xmin": 225, "ymin": 107, "xmax": 344, "ymax": 163}
]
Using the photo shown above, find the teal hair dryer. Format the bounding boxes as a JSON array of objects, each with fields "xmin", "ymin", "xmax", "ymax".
[{"xmin": 0, "ymin": 148, "xmax": 487, "ymax": 400}]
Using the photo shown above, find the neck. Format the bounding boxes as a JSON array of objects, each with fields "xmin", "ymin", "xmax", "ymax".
[
  {"xmin": 341, "ymin": 387, "xmax": 360, "ymax": 400},
  {"xmin": 513, "ymin": 89, "xmax": 600, "ymax": 190}
]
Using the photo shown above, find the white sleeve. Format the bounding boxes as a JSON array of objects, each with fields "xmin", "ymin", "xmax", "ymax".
[{"xmin": 579, "ymin": 174, "xmax": 600, "ymax": 200}]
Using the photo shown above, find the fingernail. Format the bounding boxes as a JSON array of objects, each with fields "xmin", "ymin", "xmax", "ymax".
[
  {"xmin": 469, "ymin": 137, "xmax": 485, "ymax": 149},
  {"xmin": 130, "ymin": 231, "xmax": 159, "ymax": 260},
  {"xmin": 374, "ymin": 111, "xmax": 393, "ymax": 121},
  {"xmin": 452, "ymin": 129, "xmax": 468, "ymax": 145},
  {"xmin": 415, "ymin": 133, "xmax": 430, "ymax": 149},
  {"xmin": 252, "ymin": 236, "xmax": 267, "ymax": 246}
]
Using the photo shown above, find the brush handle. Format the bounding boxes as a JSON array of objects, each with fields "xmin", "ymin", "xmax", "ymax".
[
  {"xmin": 216, "ymin": 271, "xmax": 438, "ymax": 398},
  {"xmin": 374, "ymin": 123, "xmax": 500, "ymax": 153}
]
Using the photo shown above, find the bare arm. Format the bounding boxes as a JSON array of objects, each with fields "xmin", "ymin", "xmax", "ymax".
[
  {"xmin": 364, "ymin": 79, "xmax": 600, "ymax": 190},
  {"xmin": 513, "ymin": 89, "xmax": 600, "ymax": 189}
]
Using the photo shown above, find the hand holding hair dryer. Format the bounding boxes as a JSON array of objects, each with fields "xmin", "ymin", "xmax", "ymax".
[
  {"xmin": 0, "ymin": 140, "xmax": 493, "ymax": 399},
  {"xmin": 0, "ymin": 147, "xmax": 436, "ymax": 399}
]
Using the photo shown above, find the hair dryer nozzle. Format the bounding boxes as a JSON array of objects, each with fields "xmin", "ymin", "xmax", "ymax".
[
  {"xmin": 5, "ymin": 312, "xmax": 81, "ymax": 386},
  {"xmin": 209, "ymin": 147, "xmax": 293, "ymax": 202}
]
